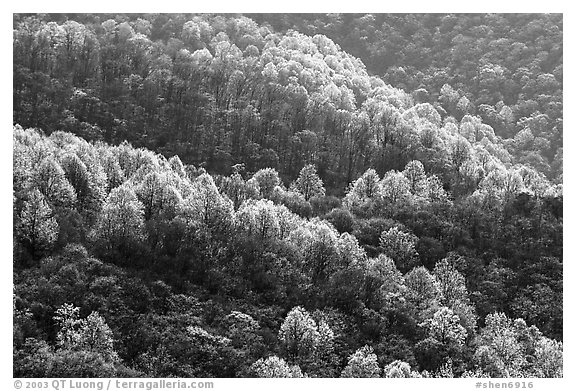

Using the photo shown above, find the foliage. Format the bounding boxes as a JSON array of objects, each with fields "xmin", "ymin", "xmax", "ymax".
[
  {"xmin": 278, "ymin": 306, "xmax": 321, "ymax": 361},
  {"xmin": 91, "ymin": 184, "xmax": 147, "ymax": 261},
  {"xmin": 15, "ymin": 189, "xmax": 59, "ymax": 259},
  {"xmin": 54, "ymin": 303, "xmax": 118, "ymax": 362},
  {"xmin": 293, "ymin": 164, "xmax": 325, "ymax": 201},
  {"xmin": 12, "ymin": 12, "xmax": 562, "ymax": 378},
  {"xmin": 341, "ymin": 346, "xmax": 381, "ymax": 378},
  {"xmin": 474, "ymin": 313, "xmax": 562, "ymax": 378},
  {"xmin": 252, "ymin": 168, "xmax": 280, "ymax": 199},
  {"xmin": 379, "ymin": 227, "xmax": 419, "ymax": 272},
  {"xmin": 12, "ymin": 117, "xmax": 561, "ymax": 378},
  {"xmin": 383, "ymin": 360, "xmax": 420, "ymax": 378},
  {"xmin": 249, "ymin": 356, "xmax": 304, "ymax": 378},
  {"xmin": 420, "ymin": 307, "xmax": 467, "ymax": 346}
]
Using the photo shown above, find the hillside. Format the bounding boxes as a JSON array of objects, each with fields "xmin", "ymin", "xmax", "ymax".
[
  {"xmin": 13, "ymin": 14, "xmax": 562, "ymax": 378},
  {"xmin": 249, "ymin": 13, "xmax": 563, "ymax": 181}
]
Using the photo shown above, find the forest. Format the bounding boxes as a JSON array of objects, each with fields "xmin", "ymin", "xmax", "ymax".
[{"xmin": 13, "ymin": 13, "xmax": 562, "ymax": 378}]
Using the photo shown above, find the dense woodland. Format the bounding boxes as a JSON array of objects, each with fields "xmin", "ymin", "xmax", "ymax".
[{"xmin": 13, "ymin": 14, "xmax": 562, "ymax": 378}]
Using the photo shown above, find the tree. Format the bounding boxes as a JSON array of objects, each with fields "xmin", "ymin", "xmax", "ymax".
[
  {"xmin": 34, "ymin": 157, "xmax": 77, "ymax": 208},
  {"xmin": 235, "ymin": 199, "xmax": 280, "ymax": 241},
  {"xmin": 223, "ymin": 311, "xmax": 264, "ymax": 358},
  {"xmin": 316, "ymin": 319, "xmax": 335, "ymax": 356},
  {"xmin": 293, "ymin": 164, "xmax": 325, "ymax": 201},
  {"xmin": 168, "ymin": 155, "xmax": 187, "ymax": 178},
  {"xmin": 343, "ymin": 168, "xmax": 381, "ymax": 209},
  {"xmin": 58, "ymin": 21, "xmax": 100, "ymax": 85},
  {"xmin": 433, "ymin": 256, "xmax": 469, "ymax": 308},
  {"xmin": 337, "ymin": 232, "xmax": 367, "ymax": 267},
  {"xmin": 473, "ymin": 312, "xmax": 527, "ymax": 377},
  {"xmin": 402, "ymin": 160, "xmax": 428, "ymax": 197},
  {"xmin": 92, "ymin": 184, "xmax": 147, "ymax": 259},
  {"xmin": 323, "ymin": 208, "xmax": 355, "ymax": 234},
  {"xmin": 179, "ymin": 173, "xmax": 234, "ymax": 233},
  {"xmin": 479, "ymin": 168, "xmax": 524, "ymax": 202},
  {"xmin": 380, "ymin": 170, "xmax": 411, "ymax": 205},
  {"xmin": 45, "ymin": 350, "xmax": 117, "ymax": 377},
  {"xmin": 450, "ymin": 135, "xmax": 472, "ymax": 171},
  {"xmin": 249, "ymin": 356, "xmax": 304, "ymax": 378},
  {"xmin": 270, "ymin": 186, "xmax": 312, "ymax": 218},
  {"xmin": 252, "ymin": 168, "xmax": 280, "ymax": 199},
  {"xmin": 287, "ymin": 219, "xmax": 341, "ymax": 283},
  {"xmin": 420, "ymin": 307, "xmax": 467, "ymax": 346},
  {"xmin": 54, "ymin": 304, "xmax": 83, "ymax": 350},
  {"xmin": 219, "ymin": 172, "xmax": 259, "ymax": 209},
  {"xmin": 135, "ymin": 171, "xmax": 182, "ymax": 219},
  {"xmin": 379, "ymin": 227, "xmax": 419, "ymax": 272},
  {"xmin": 53, "ymin": 304, "xmax": 118, "ymax": 362},
  {"xmin": 473, "ymin": 313, "xmax": 563, "ymax": 378},
  {"xmin": 278, "ymin": 306, "xmax": 320, "ymax": 361},
  {"xmin": 13, "ymin": 338, "xmax": 55, "ymax": 377},
  {"xmin": 426, "ymin": 175, "xmax": 450, "ymax": 203},
  {"xmin": 76, "ymin": 313, "xmax": 118, "ymax": 362},
  {"xmin": 274, "ymin": 204, "xmax": 302, "ymax": 239},
  {"xmin": 60, "ymin": 152, "xmax": 107, "ymax": 223},
  {"xmin": 405, "ymin": 266, "xmax": 441, "ymax": 321},
  {"xmin": 456, "ymin": 96, "xmax": 472, "ymax": 119},
  {"xmin": 184, "ymin": 325, "xmax": 236, "ymax": 376},
  {"xmin": 341, "ymin": 346, "xmax": 381, "ymax": 378},
  {"xmin": 13, "ymin": 132, "xmax": 36, "ymax": 199},
  {"xmin": 533, "ymin": 337, "xmax": 562, "ymax": 377},
  {"xmin": 364, "ymin": 254, "xmax": 406, "ymax": 311},
  {"xmin": 439, "ymin": 84, "xmax": 460, "ymax": 115},
  {"xmin": 15, "ymin": 188, "xmax": 59, "ymax": 259},
  {"xmin": 60, "ymin": 154, "xmax": 90, "ymax": 203},
  {"xmin": 433, "ymin": 256, "xmax": 478, "ymax": 333},
  {"xmin": 383, "ymin": 360, "xmax": 419, "ymax": 378},
  {"xmin": 100, "ymin": 151, "xmax": 125, "ymax": 192}
]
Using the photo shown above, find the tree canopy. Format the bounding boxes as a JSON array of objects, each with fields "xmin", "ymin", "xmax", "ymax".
[{"xmin": 13, "ymin": 13, "xmax": 561, "ymax": 379}]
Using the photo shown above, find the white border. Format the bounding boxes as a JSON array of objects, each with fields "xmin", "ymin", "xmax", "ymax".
[{"xmin": 3, "ymin": 3, "xmax": 571, "ymax": 389}]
